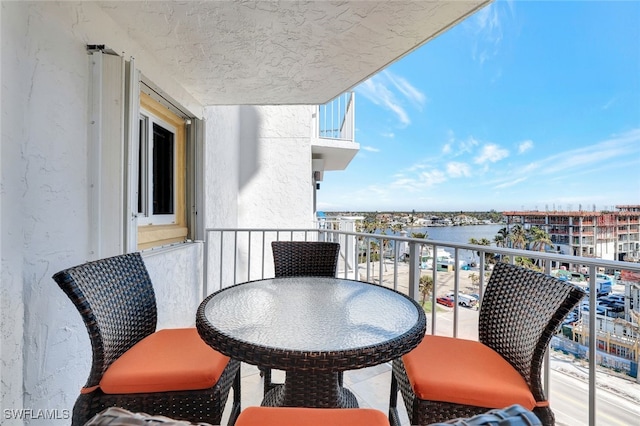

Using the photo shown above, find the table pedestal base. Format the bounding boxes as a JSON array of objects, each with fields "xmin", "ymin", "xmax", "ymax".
[{"xmin": 261, "ymin": 371, "xmax": 359, "ymax": 408}]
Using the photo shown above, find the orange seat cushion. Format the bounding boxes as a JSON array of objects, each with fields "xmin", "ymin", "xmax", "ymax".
[
  {"xmin": 100, "ymin": 328, "xmax": 229, "ymax": 394},
  {"xmin": 236, "ymin": 407, "xmax": 389, "ymax": 426},
  {"xmin": 402, "ymin": 335, "xmax": 538, "ymax": 410}
]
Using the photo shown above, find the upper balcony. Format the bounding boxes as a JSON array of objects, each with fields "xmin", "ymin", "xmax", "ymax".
[{"xmin": 312, "ymin": 92, "xmax": 360, "ymax": 177}]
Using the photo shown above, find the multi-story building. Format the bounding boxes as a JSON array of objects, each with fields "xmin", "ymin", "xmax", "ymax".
[
  {"xmin": 503, "ymin": 205, "xmax": 640, "ymax": 262},
  {"xmin": 504, "ymin": 207, "xmax": 640, "ymax": 371}
]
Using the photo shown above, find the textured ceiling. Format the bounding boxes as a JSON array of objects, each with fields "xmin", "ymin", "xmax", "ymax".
[{"xmin": 98, "ymin": 1, "xmax": 491, "ymax": 105}]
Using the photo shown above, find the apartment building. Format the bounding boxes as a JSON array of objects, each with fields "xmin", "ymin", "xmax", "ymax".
[{"xmin": 503, "ymin": 205, "xmax": 640, "ymax": 262}]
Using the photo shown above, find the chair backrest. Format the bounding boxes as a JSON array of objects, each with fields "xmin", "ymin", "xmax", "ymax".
[
  {"xmin": 479, "ymin": 262, "xmax": 585, "ymax": 401},
  {"xmin": 52, "ymin": 252, "xmax": 157, "ymax": 388},
  {"xmin": 271, "ymin": 241, "xmax": 340, "ymax": 277}
]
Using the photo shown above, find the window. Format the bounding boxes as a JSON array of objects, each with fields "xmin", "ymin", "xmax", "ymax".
[
  {"xmin": 137, "ymin": 92, "xmax": 188, "ymax": 250},
  {"xmin": 138, "ymin": 112, "xmax": 176, "ymax": 224}
]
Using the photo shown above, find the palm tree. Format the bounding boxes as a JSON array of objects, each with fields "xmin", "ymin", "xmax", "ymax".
[
  {"xmin": 390, "ymin": 222, "xmax": 404, "ymax": 260},
  {"xmin": 508, "ymin": 224, "xmax": 527, "ymax": 250},
  {"xmin": 390, "ymin": 222, "xmax": 403, "ymax": 235},
  {"xmin": 411, "ymin": 231, "xmax": 429, "ymax": 262},
  {"xmin": 528, "ymin": 226, "xmax": 554, "ymax": 268},
  {"xmin": 469, "ymin": 237, "xmax": 493, "ymax": 266},
  {"xmin": 357, "ymin": 218, "xmax": 381, "ymax": 280},
  {"xmin": 494, "ymin": 227, "xmax": 509, "ymax": 248},
  {"xmin": 419, "ymin": 274, "xmax": 434, "ymax": 307},
  {"xmin": 528, "ymin": 226, "xmax": 553, "ymax": 252}
]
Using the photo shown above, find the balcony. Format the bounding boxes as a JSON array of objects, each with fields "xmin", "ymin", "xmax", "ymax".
[
  {"xmin": 311, "ymin": 92, "xmax": 360, "ymax": 177},
  {"xmin": 205, "ymin": 225, "xmax": 640, "ymax": 426}
]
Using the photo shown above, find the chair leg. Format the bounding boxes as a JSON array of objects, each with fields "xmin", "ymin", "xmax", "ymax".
[
  {"xmin": 262, "ymin": 368, "xmax": 274, "ymax": 396},
  {"xmin": 388, "ymin": 369, "xmax": 400, "ymax": 426},
  {"xmin": 227, "ymin": 368, "xmax": 242, "ymax": 426}
]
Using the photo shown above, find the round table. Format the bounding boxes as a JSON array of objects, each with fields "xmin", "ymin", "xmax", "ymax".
[{"xmin": 196, "ymin": 277, "xmax": 426, "ymax": 408}]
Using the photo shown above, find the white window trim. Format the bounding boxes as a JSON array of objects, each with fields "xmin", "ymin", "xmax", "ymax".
[{"xmin": 137, "ymin": 107, "xmax": 178, "ymax": 226}]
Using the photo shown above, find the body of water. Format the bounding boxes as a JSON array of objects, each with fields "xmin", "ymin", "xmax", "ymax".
[
  {"xmin": 405, "ymin": 224, "xmax": 504, "ymax": 245},
  {"xmin": 387, "ymin": 224, "xmax": 505, "ymax": 265}
]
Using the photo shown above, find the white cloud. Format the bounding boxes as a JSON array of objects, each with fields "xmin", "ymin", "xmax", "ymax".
[
  {"xmin": 518, "ymin": 140, "xmax": 533, "ymax": 154},
  {"xmin": 446, "ymin": 162, "xmax": 472, "ymax": 178},
  {"xmin": 383, "ymin": 70, "xmax": 426, "ymax": 109},
  {"xmin": 471, "ymin": 3, "xmax": 504, "ymax": 64},
  {"xmin": 488, "ymin": 128, "xmax": 640, "ymax": 193},
  {"xmin": 356, "ymin": 71, "xmax": 426, "ymax": 127},
  {"xmin": 458, "ymin": 137, "xmax": 480, "ymax": 155},
  {"xmin": 474, "ymin": 144, "xmax": 509, "ymax": 164},
  {"xmin": 362, "ymin": 146, "xmax": 380, "ymax": 153},
  {"xmin": 418, "ymin": 170, "xmax": 447, "ymax": 187},
  {"xmin": 358, "ymin": 78, "xmax": 410, "ymax": 126},
  {"xmin": 391, "ymin": 177, "xmax": 419, "ymax": 189},
  {"xmin": 495, "ymin": 177, "xmax": 527, "ymax": 189},
  {"xmin": 538, "ymin": 129, "xmax": 640, "ymax": 176},
  {"xmin": 381, "ymin": 132, "xmax": 395, "ymax": 139},
  {"xmin": 602, "ymin": 98, "xmax": 616, "ymax": 110}
]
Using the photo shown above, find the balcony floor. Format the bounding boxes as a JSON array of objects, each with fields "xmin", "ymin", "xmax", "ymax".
[
  {"xmin": 222, "ymin": 358, "xmax": 640, "ymax": 426},
  {"xmin": 222, "ymin": 362, "xmax": 411, "ymax": 425}
]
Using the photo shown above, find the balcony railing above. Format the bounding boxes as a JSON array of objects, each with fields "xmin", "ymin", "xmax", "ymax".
[
  {"xmin": 311, "ymin": 92, "xmax": 359, "ymax": 172},
  {"xmin": 316, "ymin": 91, "xmax": 355, "ymax": 142}
]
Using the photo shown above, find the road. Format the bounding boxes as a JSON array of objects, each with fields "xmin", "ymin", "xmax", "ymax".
[{"xmin": 550, "ymin": 364, "xmax": 639, "ymax": 425}]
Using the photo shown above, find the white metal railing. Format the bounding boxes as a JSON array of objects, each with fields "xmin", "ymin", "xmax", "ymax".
[
  {"xmin": 317, "ymin": 92, "xmax": 355, "ymax": 141},
  {"xmin": 203, "ymin": 227, "xmax": 640, "ymax": 425}
]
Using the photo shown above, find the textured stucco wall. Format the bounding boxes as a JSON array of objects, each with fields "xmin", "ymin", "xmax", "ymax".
[
  {"xmin": 202, "ymin": 105, "xmax": 316, "ymax": 288},
  {"xmin": 143, "ymin": 244, "xmax": 204, "ymax": 329},
  {"xmin": 0, "ymin": 3, "xmax": 207, "ymax": 423},
  {"xmin": 237, "ymin": 105, "xmax": 315, "ymax": 230},
  {"xmin": 1, "ymin": 3, "xmax": 27, "ymax": 419},
  {"xmin": 203, "ymin": 106, "xmax": 241, "ymax": 230},
  {"xmin": 1, "ymin": 2, "xmax": 93, "ymax": 422},
  {"xmin": 2, "ymin": 3, "xmax": 320, "ymax": 423}
]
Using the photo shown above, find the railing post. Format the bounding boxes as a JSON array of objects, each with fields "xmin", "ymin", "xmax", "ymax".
[
  {"xmin": 453, "ymin": 248, "xmax": 460, "ymax": 338},
  {"xmin": 588, "ymin": 264, "xmax": 597, "ymax": 426},
  {"xmin": 408, "ymin": 242, "xmax": 420, "ymax": 300}
]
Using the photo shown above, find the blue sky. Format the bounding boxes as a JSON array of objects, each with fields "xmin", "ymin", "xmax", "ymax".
[{"xmin": 317, "ymin": 0, "xmax": 640, "ymax": 213}]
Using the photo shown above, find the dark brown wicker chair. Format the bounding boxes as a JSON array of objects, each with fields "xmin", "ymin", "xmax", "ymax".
[
  {"xmin": 53, "ymin": 252, "xmax": 241, "ymax": 426},
  {"xmin": 260, "ymin": 241, "xmax": 341, "ymax": 394},
  {"xmin": 271, "ymin": 241, "xmax": 340, "ymax": 278},
  {"xmin": 389, "ymin": 262, "xmax": 585, "ymax": 426}
]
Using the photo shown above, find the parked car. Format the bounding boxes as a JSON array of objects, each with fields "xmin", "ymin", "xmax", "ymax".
[
  {"xmin": 600, "ymin": 294, "xmax": 624, "ymax": 304},
  {"xmin": 579, "ymin": 302, "xmax": 606, "ymax": 315},
  {"xmin": 555, "ymin": 270, "xmax": 587, "ymax": 282},
  {"xmin": 436, "ymin": 296, "xmax": 454, "ymax": 308},
  {"xmin": 444, "ymin": 292, "xmax": 477, "ymax": 308}
]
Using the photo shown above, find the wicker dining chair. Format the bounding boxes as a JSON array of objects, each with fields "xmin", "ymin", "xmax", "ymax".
[
  {"xmin": 271, "ymin": 241, "xmax": 340, "ymax": 278},
  {"xmin": 260, "ymin": 241, "xmax": 341, "ymax": 393},
  {"xmin": 389, "ymin": 261, "xmax": 585, "ymax": 426},
  {"xmin": 53, "ymin": 252, "xmax": 241, "ymax": 426}
]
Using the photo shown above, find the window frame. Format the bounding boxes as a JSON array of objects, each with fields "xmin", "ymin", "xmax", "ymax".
[
  {"xmin": 136, "ymin": 91, "xmax": 188, "ymax": 250},
  {"xmin": 137, "ymin": 108, "xmax": 178, "ymax": 226}
]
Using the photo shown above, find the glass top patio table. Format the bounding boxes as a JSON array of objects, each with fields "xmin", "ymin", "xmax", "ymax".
[{"xmin": 196, "ymin": 277, "xmax": 426, "ymax": 408}]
